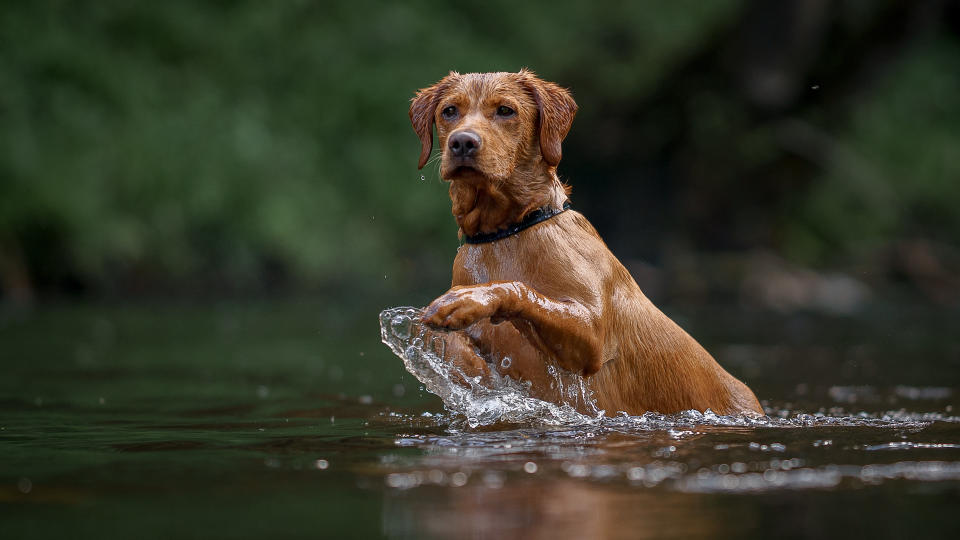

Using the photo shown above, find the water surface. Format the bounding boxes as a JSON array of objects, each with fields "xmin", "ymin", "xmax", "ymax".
[{"xmin": 1, "ymin": 300, "xmax": 957, "ymax": 538}]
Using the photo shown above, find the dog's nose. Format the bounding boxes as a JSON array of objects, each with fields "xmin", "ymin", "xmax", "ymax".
[{"xmin": 448, "ymin": 131, "xmax": 481, "ymax": 158}]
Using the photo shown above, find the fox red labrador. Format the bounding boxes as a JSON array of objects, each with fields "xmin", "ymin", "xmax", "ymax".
[{"xmin": 409, "ymin": 70, "xmax": 762, "ymax": 416}]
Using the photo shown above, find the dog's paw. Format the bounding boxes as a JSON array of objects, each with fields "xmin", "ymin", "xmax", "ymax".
[{"xmin": 423, "ymin": 286, "xmax": 501, "ymax": 329}]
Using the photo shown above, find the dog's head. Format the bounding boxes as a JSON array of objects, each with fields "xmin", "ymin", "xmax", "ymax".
[{"xmin": 409, "ymin": 70, "xmax": 577, "ymax": 183}]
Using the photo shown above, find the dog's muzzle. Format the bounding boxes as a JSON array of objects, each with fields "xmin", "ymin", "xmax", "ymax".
[{"xmin": 448, "ymin": 130, "xmax": 481, "ymax": 159}]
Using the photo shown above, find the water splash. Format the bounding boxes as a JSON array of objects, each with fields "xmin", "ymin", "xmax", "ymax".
[
  {"xmin": 380, "ymin": 307, "xmax": 602, "ymax": 427},
  {"xmin": 380, "ymin": 306, "xmax": 957, "ymax": 430}
]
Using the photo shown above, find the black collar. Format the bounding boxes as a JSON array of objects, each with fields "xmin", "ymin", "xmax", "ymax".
[{"xmin": 463, "ymin": 201, "xmax": 571, "ymax": 245}]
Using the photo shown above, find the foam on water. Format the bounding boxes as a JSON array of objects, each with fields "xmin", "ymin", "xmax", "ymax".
[{"xmin": 380, "ymin": 306, "xmax": 958, "ymax": 430}]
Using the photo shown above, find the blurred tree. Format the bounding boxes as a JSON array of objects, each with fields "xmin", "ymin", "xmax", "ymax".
[{"xmin": 0, "ymin": 0, "xmax": 956, "ymax": 304}]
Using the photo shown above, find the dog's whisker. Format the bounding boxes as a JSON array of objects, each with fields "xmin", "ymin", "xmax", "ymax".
[{"xmin": 416, "ymin": 153, "xmax": 443, "ymax": 182}]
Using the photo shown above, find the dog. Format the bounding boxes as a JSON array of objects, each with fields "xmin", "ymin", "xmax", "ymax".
[{"xmin": 409, "ymin": 70, "xmax": 762, "ymax": 416}]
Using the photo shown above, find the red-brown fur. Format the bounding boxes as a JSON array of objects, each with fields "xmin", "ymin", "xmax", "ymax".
[{"xmin": 410, "ymin": 70, "xmax": 763, "ymax": 416}]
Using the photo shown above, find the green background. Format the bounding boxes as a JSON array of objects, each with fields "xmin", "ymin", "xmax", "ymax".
[{"xmin": 2, "ymin": 0, "xmax": 957, "ymax": 307}]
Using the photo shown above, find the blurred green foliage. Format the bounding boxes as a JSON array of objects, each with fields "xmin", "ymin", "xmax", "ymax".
[
  {"xmin": 784, "ymin": 36, "xmax": 960, "ymax": 263},
  {"xmin": 0, "ymin": 0, "xmax": 956, "ymax": 298},
  {"xmin": 0, "ymin": 0, "xmax": 740, "ymax": 293}
]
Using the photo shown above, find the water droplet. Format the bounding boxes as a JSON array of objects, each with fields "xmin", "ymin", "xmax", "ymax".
[
  {"xmin": 428, "ymin": 469, "xmax": 445, "ymax": 484},
  {"xmin": 523, "ymin": 462, "xmax": 538, "ymax": 473},
  {"xmin": 385, "ymin": 473, "xmax": 420, "ymax": 489},
  {"xmin": 315, "ymin": 459, "xmax": 329, "ymax": 470},
  {"xmin": 450, "ymin": 472, "xmax": 468, "ymax": 487}
]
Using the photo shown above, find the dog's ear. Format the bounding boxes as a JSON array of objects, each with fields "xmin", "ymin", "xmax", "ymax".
[
  {"xmin": 409, "ymin": 73, "xmax": 456, "ymax": 169},
  {"xmin": 521, "ymin": 70, "xmax": 578, "ymax": 167}
]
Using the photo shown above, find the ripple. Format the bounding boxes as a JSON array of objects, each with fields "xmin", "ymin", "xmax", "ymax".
[
  {"xmin": 676, "ymin": 461, "xmax": 960, "ymax": 493},
  {"xmin": 863, "ymin": 442, "xmax": 960, "ymax": 451}
]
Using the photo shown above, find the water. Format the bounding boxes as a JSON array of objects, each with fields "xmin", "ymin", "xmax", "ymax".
[
  {"xmin": 1, "ymin": 300, "xmax": 958, "ymax": 538},
  {"xmin": 379, "ymin": 307, "xmax": 601, "ymax": 427}
]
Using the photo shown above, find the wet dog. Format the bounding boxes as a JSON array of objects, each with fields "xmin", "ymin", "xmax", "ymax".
[{"xmin": 409, "ymin": 70, "xmax": 762, "ymax": 416}]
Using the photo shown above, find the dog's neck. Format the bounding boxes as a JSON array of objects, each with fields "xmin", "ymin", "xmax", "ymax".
[{"xmin": 449, "ymin": 168, "xmax": 568, "ymax": 238}]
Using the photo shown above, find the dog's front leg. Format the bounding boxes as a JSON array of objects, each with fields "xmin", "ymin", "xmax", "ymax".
[{"xmin": 422, "ymin": 281, "xmax": 604, "ymax": 376}]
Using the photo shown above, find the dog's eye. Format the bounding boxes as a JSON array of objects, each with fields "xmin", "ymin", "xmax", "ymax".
[
  {"xmin": 496, "ymin": 105, "xmax": 516, "ymax": 118},
  {"xmin": 441, "ymin": 106, "xmax": 458, "ymax": 119}
]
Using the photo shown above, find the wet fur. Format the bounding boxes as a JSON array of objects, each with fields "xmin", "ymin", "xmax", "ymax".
[{"xmin": 410, "ymin": 70, "xmax": 763, "ymax": 416}]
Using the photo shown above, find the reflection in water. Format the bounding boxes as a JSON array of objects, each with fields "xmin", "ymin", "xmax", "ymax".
[
  {"xmin": 378, "ymin": 408, "xmax": 960, "ymax": 538},
  {"xmin": 383, "ymin": 478, "xmax": 735, "ymax": 539},
  {"xmin": 382, "ymin": 460, "xmax": 960, "ymax": 539}
]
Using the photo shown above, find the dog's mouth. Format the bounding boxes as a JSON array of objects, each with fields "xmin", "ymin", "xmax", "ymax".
[
  {"xmin": 444, "ymin": 164, "xmax": 487, "ymax": 182},
  {"xmin": 452, "ymin": 165, "xmax": 480, "ymax": 176}
]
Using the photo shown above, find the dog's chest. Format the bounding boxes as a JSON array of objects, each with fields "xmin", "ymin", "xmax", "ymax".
[{"xmin": 453, "ymin": 241, "xmax": 533, "ymax": 286}]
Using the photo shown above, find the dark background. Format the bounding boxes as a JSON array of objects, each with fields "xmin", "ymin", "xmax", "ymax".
[{"xmin": 2, "ymin": 0, "xmax": 958, "ymax": 312}]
